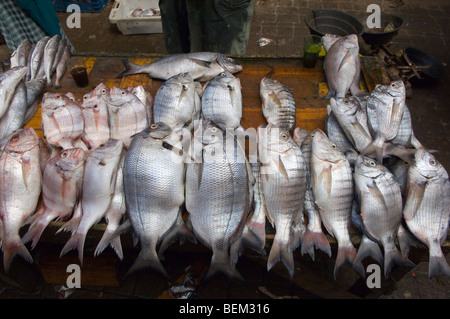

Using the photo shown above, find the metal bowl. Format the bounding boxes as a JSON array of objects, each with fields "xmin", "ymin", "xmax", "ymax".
[
  {"xmin": 305, "ymin": 9, "xmax": 364, "ymax": 37},
  {"xmin": 358, "ymin": 14, "xmax": 404, "ymax": 46}
]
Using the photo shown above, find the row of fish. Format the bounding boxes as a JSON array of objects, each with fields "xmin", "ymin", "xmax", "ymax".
[{"xmin": 0, "ymin": 36, "xmax": 71, "ymax": 142}]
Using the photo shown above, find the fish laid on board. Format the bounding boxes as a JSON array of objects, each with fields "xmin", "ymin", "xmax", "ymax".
[
  {"xmin": 0, "ymin": 128, "xmax": 41, "ymax": 272},
  {"xmin": 124, "ymin": 123, "xmax": 195, "ymax": 279},
  {"xmin": 403, "ymin": 149, "xmax": 450, "ymax": 278},
  {"xmin": 258, "ymin": 124, "xmax": 307, "ymax": 277},
  {"xmin": 311, "ymin": 129, "xmax": 356, "ymax": 278},
  {"xmin": 118, "ymin": 52, "xmax": 243, "ymax": 81},
  {"xmin": 260, "ymin": 77, "xmax": 296, "ymax": 131}
]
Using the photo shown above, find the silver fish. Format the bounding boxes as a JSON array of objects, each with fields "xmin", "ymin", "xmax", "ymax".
[
  {"xmin": 297, "ymin": 128, "xmax": 332, "ymax": 260},
  {"xmin": 54, "ymin": 44, "xmax": 71, "ymax": 89},
  {"xmin": 107, "ymin": 87, "xmax": 149, "ymax": 148},
  {"xmin": 25, "ymin": 77, "xmax": 46, "ymax": 107},
  {"xmin": 51, "ymin": 38, "xmax": 67, "ymax": 76},
  {"xmin": 353, "ymin": 155, "xmax": 414, "ymax": 278},
  {"xmin": 260, "ymin": 77, "xmax": 296, "ymax": 131},
  {"xmin": 118, "ymin": 52, "xmax": 243, "ymax": 81},
  {"xmin": 81, "ymin": 83, "xmax": 111, "ymax": 149},
  {"xmin": 10, "ymin": 38, "xmax": 32, "ymax": 68},
  {"xmin": 94, "ymin": 151, "xmax": 127, "ymax": 260},
  {"xmin": 41, "ymin": 92, "xmax": 85, "ymax": 149},
  {"xmin": 0, "ymin": 80, "xmax": 27, "ymax": 140},
  {"xmin": 0, "ymin": 128, "xmax": 41, "ymax": 272},
  {"xmin": 311, "ymin": 129, "xmax": 356, "ymax": 278},
  {"xmin": 329, "ymin": 97, "xmax": 373, "ymax": 153},
  {"xmin": 0, "ymin": 66, "xmax": 28, "ymax": 119},
  {"xmin": 42, "ymin": 35, "xmax": 60, "ymax": 87},
  {"xmin": 124, "ymin": 123, "xmax": 194, "ymax": 279},
  {"xmin": 364, "ymin": 80, "xmax": 406, "ymax": 163},
  {"xmin": 403, "ymin": 149, "xmax": 450, "ymax": 278},
  {"xmin": 202, "ymin": 71, "xmax": 242, "ymax": 130},
  {"xmin": 324, "ymin": 34, "xmax": 362, "ymax": 98},
  {"xmin": 322, "ymin": 34, "xmax": 341, "ymax": 52},
  {"xmin": 128, "ymin": 85, "xmax": 154, "ymax": 125},
  {"xmin": 29, "ymin": 36, "xmax": 50, "ymax": 81},
  {"xmin": 153, "ymin": 73, "xmax": 197, "ymax": 131},
  {"xmin": 186, "ymin": 120, "xmax": 252, "ymax": 280},
  {"xmin": 22, "ymin": 147, "xmax": 85, "ymax": 249},
  {"xmin": 258, "ymin": 124, "xmax": 307, "ymax": 277},
  {"xmin": 60, "ymin": 139, "xmax": 124, "ymax": 264}
]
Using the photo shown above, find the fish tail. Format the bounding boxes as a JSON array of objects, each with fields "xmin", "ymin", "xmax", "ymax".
[
  {"xmin": 60, "ymin": 231, "xmax": 86, "ymax": 265},
  {"xmin": 267, "ymin": 238, "xmax": 295, "ymax": 278},
  {"xmin": 117, "ymin": 60, "xmax": 143, "ymax": 78},
  {"xmin": 22, "ymin": 216, "xmax": 53, "ymax": 249},
  {"xmin": 384, "ymin": 246, "xmax": 415, "ymax": 278},
  {"xmin": 56, "ymin": 215, "xmax": 81, "ymax": 234},
  {"xmin": 229, "ymin": 224, "xmax": 266, "ymax": 269},
  {"xmin": 428, "ymin": 246, "xmax": 450, "ymax": 279},
  {"xmin": 126, "ymin": 246, "xmax": 170, "ymax": 280},
  {"xmin": 3, "ymin": 236, "xmax": 33, "ymax": 272},
  {"xmin": 158, "ymin": 223, "xmax": 197, "ymax": 259},
  {"xmin": 383, "ymin": 142, "xmax": 416, "ymax": 164},
  {"xmin": 301, "ymin": 228, "xmax": 332, "ymax": 261},
  {"xmin": 205, "ymin": 249, "xmax": 244, "ymax": 283},
  {"xmin": 241, "ymin": 220, "xmax": 267, "ymax": 255},
  {"xmin": 334, "ymin": 244, "xmax": 357, "ymax": 279},
  {"xmin": 353, "ymin": 236, "xmax": 383, "ymax": 278},
  {"xmin": 363, "ymin": 135, "xmax": 385, "ymax": 164},
  {"xmin": 94, "ymin": 228, "xmax": 124, "ymax": 260},
  {"xmin": 54, "ymin": 80, "xmax": 62, "ymax": 90}
]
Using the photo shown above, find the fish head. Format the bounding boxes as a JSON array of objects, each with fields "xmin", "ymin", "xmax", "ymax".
[
  {"xmin": 108, "ymin": 87, "xmax": 136, "ymax": 106},
  {"xmin": 355, "ymin": 155, "xmax": 385, "ymax": 178},
  {"xmin": 413, "ymin": 149, "xmax": 448, "ymax": 180},
  {"xmin": 173, "ymin": 72, "xmax": 195, "ymax": 91},
  {"xmin": 259, "ymin": 77, "xmax": 278, "ymax": 100},
  {"xmin": 92, "ymin": 139, "xmax": 124, "ymax": 162},
  {"xmin": 374, "ymin": 80, "xmax": 405, "ymax": 99},
  {"xmin": 311, "ymin": 129, "xmax": 346, "ymax": 163},
  {"xmin": 329, "ymin": 97, "xmax": 359, "ymax": 116},
  {"xmin": 93, "ymin": 83, "xmax": 110, "ymax": 99},
  {"xmin": 200, "ymin": 119, "xmax": 223, "ymax": 145},
  {"xmin": 144, "ymin": 122, "xmax": 173, "ymax": 140},
  {"xmin": 216, "ymin": 54, "xmax": 243, "ymax": 74},
  {"xmin": 42, "ymin": 92, "xmax": 71, "ymax": 110},
  {"xmin": 322, "ymin": 34, "xmax": 341, "ymax": 52},
  {"xmin": 4, "ymin": 127, "xmax": 40, "ymax": 154},
  {"xmin": 341, "ymin": 34, "xmax": 359, "ymax": 50},
  {"xmin": 55, "ymin": 147, "xmax": 86, "ymax": 171},
  {"xmin": 258, "ymin": 123, "xmax": 295, "ymax": 156}
]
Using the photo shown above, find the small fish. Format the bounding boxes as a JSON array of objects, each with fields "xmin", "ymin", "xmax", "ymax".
[
  {"xmin": 0, "ymin": 81, "xmax": 28, "ymax": 140},
  {"xmin": 42, "ymin": 35, "xmax": 61, "ymax": 87},
  {"xmin": 54, "ymin": 44, "xmax": 71, "ymax": 89},
  {"xmin": 10, "ymin": 38, "xmax": 32, "ymax": 68},
  {"xmin": 29, "ymin": 36, "xmax": 50, "ymax": 81},
  {"xmin": 0, "ymin": 66, "xmax": 28, "ymax": 119}
]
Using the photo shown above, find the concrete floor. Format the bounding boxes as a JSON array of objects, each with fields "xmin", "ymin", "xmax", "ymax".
[{"xmin": 0, "ymin": 0, "xmax": 448, "ymax": 301}]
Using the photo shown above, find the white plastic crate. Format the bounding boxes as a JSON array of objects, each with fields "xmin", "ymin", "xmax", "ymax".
[{"xmin": 109, "ymin": 0, "xmax": 163, "ymax": 35}]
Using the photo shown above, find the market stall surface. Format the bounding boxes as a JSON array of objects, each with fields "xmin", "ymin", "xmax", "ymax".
[{"xmin": 0, "ymin": 0, "xmax": 448, "ymax": 300}]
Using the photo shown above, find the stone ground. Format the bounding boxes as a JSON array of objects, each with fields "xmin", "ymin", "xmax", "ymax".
[{"xmin": 0, "ymin": 0, "xmax": 448, "ymax": 301}]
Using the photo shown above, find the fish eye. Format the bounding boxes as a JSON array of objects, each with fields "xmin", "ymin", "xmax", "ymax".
[
  {"xmin": 369, "ymin": 160, "xmax": 376, "ymax": 167},
  {"xmin": 391, "ymin": 83, "xmax": 396, "ymax": 88},
  {"xmin": 121, "ymin": 91, "xmax": 126, "ymax": 95},
  {"xmin": 220, "ymin": 72, "xmax": 226, "ymax": 77},
  {"xmin": 429, "ymin": 158, "xmax": 437, "ymax": 166},
  {"xmin": 83, "ymin": 95, "xmax": 88, "ymax": 100},
  {"xmin": 180, "ymin": 73, "xmax": 185, "ymax": 77},
  {"xmin": 55, "ymin": 94, "xmax": 61, "ymax": 99},
  {"xmin": 11, "ymin": 133, "xmax": 20, "ymax": 142},
  {"xmin": 60, "ymin": 151, "xmax": 68, "ymax": 158},
  {"xmin": 101, "ymin": 89, "xmax": 107, "ymax": 95},
  {"xmin": 281, "ymin": 132, "xmax": 289, "ymax": 140},
  {"xmin": 182, "ymin": 84, "xmax": 188, "ymax": 90},
  {"xmin": 150, "ymin": 123, "xmax": 158, "ymax": 129},
  {"xmin": 331, "ymin": 143, "xmax": 337, "ymax": 149},
  {"xmin": 344, "ymin": 99, "xmax": 349, "ymax": 104},
  {"xmin": 93, "ymin": 104, "xmax": 98, "ymax": 108},
  {"xmin": 210, "ymin": 127, "xmax": 218, "ymax": 133},
  {"xmin": 227, "ymin": 58, "xmax": 233, "ymax": 61}
]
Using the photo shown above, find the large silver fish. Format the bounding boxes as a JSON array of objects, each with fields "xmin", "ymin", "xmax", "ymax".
[
  {"xmin": 311, "ymin": 129, "xmax": 356, "ymax": 278},
  {"xmin": 10, "ymin": 38, "xmax": 32, "ymax": 68},
  {"xmin": 403, "ymin": 149, "xmax": 450, "ymax": 278},
  {"xmin": 81, "ymin": 83, "xmax": 111, "ymax": 149},
  {"xmin": 364, "ymin": 80, "xmax": 406, "ymax": 163},
  {"xmin": 260, "ymin": 77, "xmax": 296, "ymax": 131},
  {"xmin": 186, "ymin": 120, "xmax": 252, "ymax": 280},
  {"xmin": 295, "ymin": 128, "xmax": 331, "ymax": 260},
  {"xmin": 107, "ymin": 87, "xmax": 149, "ymax": 148},
  {"xmin": 328, "ymin": 97, "xmax": 372, "ymax": 153},
  {"xmin": 118, "ymin": 52, "xmax": 243, "ymax": 81},
  {"xmin": 0, "ymin": 66, "xmax": 28, "ymax": 119},
  {"xmin": 124, "ymin": 123, "xmax": 194, "ymax": 279},
  {"xmin": 258, "ymin": 124, "xmax": 307, "ymax": 277},
  {"xmin": 0, "ymin": 128, "xmax": 41, "ymax": 272},
  {"xmin": 60, "ymin": 139, "xmax": 124, "ymax": 264},
  {"xmin": 353, "ymin": 155, "xmax": 414, "ymax": 278},
  {"xmin": 153, "ymin": 73, "xmax": 197, "ymax": 131},
  {"xmin": 22, "ymin": 147, "xmax": 85, "ymax": 249},
  {"xmin": 324, "ymin": 34, "xmax": 362, "ymax": 98},
  {"xmin": 201, "ymin": 71, "xmax": 242, "ymax": 131},
  {"xmin": 128, "ymin": 85, "xmax": 153, "ymax": 125}
]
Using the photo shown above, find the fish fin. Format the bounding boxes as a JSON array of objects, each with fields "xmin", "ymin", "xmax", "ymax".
[
  {"xmin": 353, "ymin": 235, "xmax": 383, "ymax": 278},
  {"xmin": 429, "ymin": 254, "xmax": 450, "ymax": 279},
  {"xmin": 384, "ymin": 246, "xmax": 415, "ymax": 278},
  {"xmin": 267, "ymin": 238, "xmax": 295, "ymax": 278},
  {"xmin": 383, "ymin": 142, "xmax": 416, "ymax": 164},
  {"xmin": 334, "ymin": 245, "xmax": 357, "ymax": 279},
  {"xmin": 56, "ymin": 214, "xmax": 82, "ymax": 234},
  {"xmin": 362, "ymin": 134, "xmax": 385, "ymax": 164},
  {"xmin": 204, "ymin": 249, "xmax": 244, "ymax": 283},
  {"xmin": 22, "ymin": 214, "xmax": 55, "ymax": 249},
  {"xmin": 325, "ymin": 89, "xmax": 335, "ymax": 99},
  {"xmin": 403, "ymin": 181, "xmax": 426, "ymax": 221},
  {"xmin": 366, "ymin": 182, "xmax": 390, "ymax": 214},
  {"xmin": 397, "ymin": 224, "xmax": 424, "ymax": 258},
  {"xmin": 187, "ymin": 58, "xmax": 211, "ymax": 68},
  {"xmin": 350, "ymin": 121, "xmax": 372, "ymax": 143},
  {"xmin": 59, "ymin": 231, "xmax": 86, "ymax": 265},
  {"xmin": 275, "ymin": 155, "xmax": 289, "ymax": 181},
  {"xmin": 94, "ymin": 228, "xmax": 124, "ymax": 260},
  {"xmin": 231, "ymin": 223, "xmax": 267, "ymax": 262},
  {"xmin": 117, "ymin": 60, "xmax": 143, "ymax": 78},
  {"xmin": 301, "ymin": 228, "xmax": 332, "ymax": 261},
  {"xmin": 158, "ymin": 222, "xmax": 197, "ymax": 259},
  {"xmin": 125, "ymin": 249, "xmax": 171, "ymax": 281},
  {"xmin": 318, "ymin": 166, "xmax": 332, "ymax": 197},
  {"xmin": 2, "ymin": 236, "xmax": 33, "ymax": 272}
]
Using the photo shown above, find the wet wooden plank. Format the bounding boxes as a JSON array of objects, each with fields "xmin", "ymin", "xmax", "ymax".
[{"xmin": 360, "ymin": 55, "xmax": 391, "ymax": 92}]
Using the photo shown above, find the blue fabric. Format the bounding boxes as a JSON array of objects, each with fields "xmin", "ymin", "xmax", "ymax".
[{"xmin": 15, "ymin": 0, "xmax": 62, "ymax": 37}]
